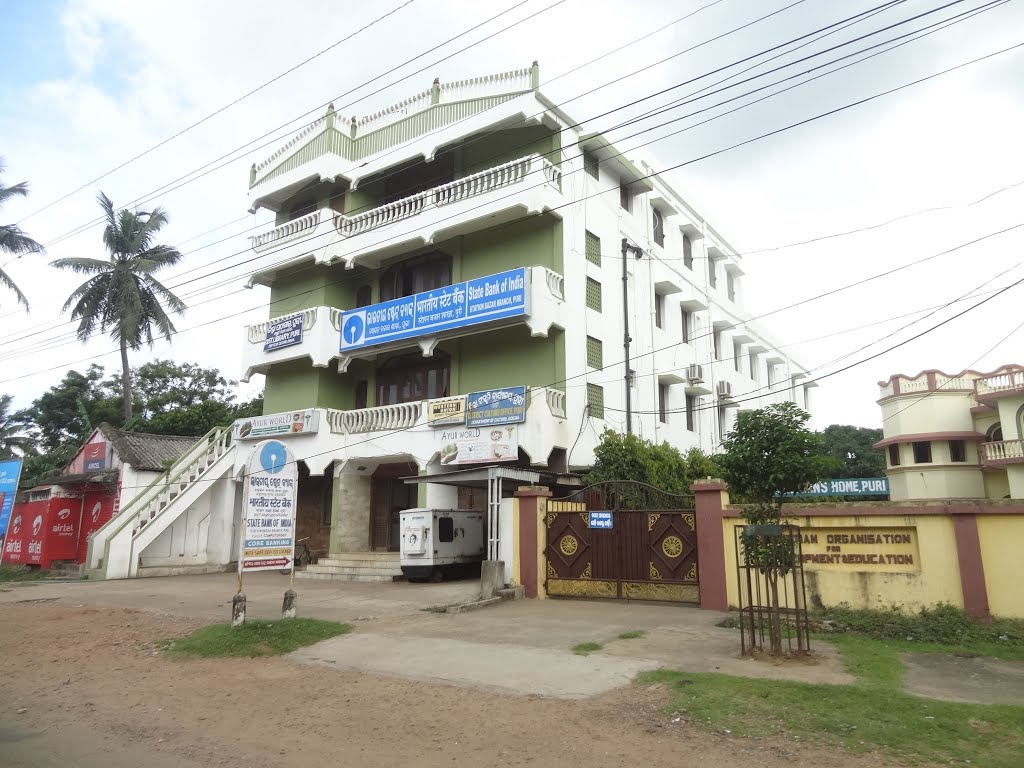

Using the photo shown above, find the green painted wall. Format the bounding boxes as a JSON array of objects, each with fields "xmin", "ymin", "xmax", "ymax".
[
  {"xmin": 263, "ymin": 359, "xmax": 360, "ymax": 413},
  {"xmin": 455, "ymin": 327, "xmax": 564, "ymax": 398},
  {"xmin": 458, "ymin": 126, "xmax": 557, "ymax": 175},
  {"xmin": 456, "ymin": 214, "xmax": 562, "ymax": 278},
  {"xmin": 268, "ymin": 267, "xmax": 330, "ymax": 318}
]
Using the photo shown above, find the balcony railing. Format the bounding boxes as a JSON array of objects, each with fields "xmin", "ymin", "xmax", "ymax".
[
  {"xmin": 327, "ymin": 403, "xmax": 422, "ymax": 435},
  {"xmin": 333, "ymin": 154, "xmax": 561, "ymax": 240},
  {"xmin": 981, "ymin": 439, "xmax": 1024, "ymax": 465},
  {"xmin": 251, "ymin": 209, "xmax": 321, "ymax": 252},
  {"xmin": 976, "ymin": 371, "xmax": 1024, "ymax": 399},
  {"xmin": 246, "ymin": 307, "xmax": 322, "ymax": 344}
]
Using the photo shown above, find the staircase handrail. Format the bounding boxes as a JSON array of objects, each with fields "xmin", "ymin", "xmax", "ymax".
[
  {"xmin": 86, "ymin": 424, "xmax": 231, "ymax": 568},
  {"xmin": 129, "ymin": 427, "xmax": 234, "ymax": 540}
]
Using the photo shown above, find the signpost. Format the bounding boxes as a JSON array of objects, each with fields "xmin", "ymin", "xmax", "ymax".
[
  {"xmin": 339, "ymin": 268, "xmax": 530, "ymax": 352},
  {"xmin": 235, "ymin": 440, "xmax": 299, "ymax": 625}
]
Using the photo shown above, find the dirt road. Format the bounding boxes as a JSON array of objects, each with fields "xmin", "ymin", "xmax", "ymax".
[{"xmin": 0, "ymin": 601, "xmax": 886, "ymax": 768}]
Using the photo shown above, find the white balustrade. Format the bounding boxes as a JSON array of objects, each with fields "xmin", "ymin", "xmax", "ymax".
[
  {"xmin": 544, "ymin": 269, "xmax": 564, "ymax": 300},
  {"xmin": 977, "ymin": 371, "xmax": 1024, "ymax": 397},
  {"xmin": 354, "ymin": 89, "xmax": 432, "ymax": 135},
  {"xmin": 438, "ymin": 67, "xmax": 533, "ymax": 102},
  {"xmin": 327, "ymin": 403, "xmax": 423, "ymax": 435},
  {"xmin": 982, "ymin": 439, "xmax": 1024, "ymax": 463},
  {"xmin": 331, "ymin": 154, "xmax": 561, "ymax": 241},
  {"xmin": 251, "ymin": 209, "xmax": 321, "ymax": 252},
  {"xmin": 336, "ymin": 190, "xmax": 429, "ymax": 237},
  {"xmin": 545, "ymin": 388, "xmax": 566, "ymax": 418}
]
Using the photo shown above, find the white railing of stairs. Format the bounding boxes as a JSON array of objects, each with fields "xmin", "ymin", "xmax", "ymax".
[{"xmin": 87, "ymin": 425, "xmax": 235, "ymax": 578}]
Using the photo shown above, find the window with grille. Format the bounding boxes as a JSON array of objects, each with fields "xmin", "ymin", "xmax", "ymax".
[
  {"xmin": 586, "ymin": 336, "xmax": 603, "ymax": 369},
  {"xmin": 708, "ymin": 258, "xmax": 717, "ymax": 288},
  {"xmin": 683, "ymin": 233, "xmax": 693, "ymax": 270},
  {"xmin": 585, "ymin": 230, "xmax": 601, "ymax": 266},
  {"xmin": 653, "ymin": 209, "xmax": 665, "ymax": 247},
  {"xmin": 586, "ymin": 383, "xmax": 605, "ymax": 418},
  {"xmin": 586, "ymin": 277, "xmax": 602, "ymax": 311},
  {"xmin": 727, "ymin": 271, "xmax": 737, "ymax": 302},
  {"xmin": 584, "ymin": 152, "xmax": 599, "ymax": 180},
  {"xmin": 734, "ymin": 341, "xmax": 742, "ymax": 372},
  {"xmin": 681, "ymin": 310, "xmax": 692, "ymax": 343},
  {"xmin": 658, "ymin": 383, "xmax": 669, "ymax": 423},
  {"xmin": 686, "ymin": 394, "xmax": 696, "ymax": 432},
  {"xmin": 654, "ymin": 294, "xmax": 665, "ymax": 329}
]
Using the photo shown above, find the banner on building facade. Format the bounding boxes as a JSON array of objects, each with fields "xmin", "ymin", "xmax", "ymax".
[
  {"xmin": 427, "ymin": 396, "xmax": 466, "ymax": 426},
  {"xmin": 0, "ymin": 458, "xmax": 24, "ymax": 538},
  {"xmin": 239, "ymin": 440, "xmax": 298, "ymax": 572},
  {"xmin": 263, "ymin": 313, "xmax": 304, "ymax": 352},
  {"xmin": 466, "ymin": 386, "xmax": 527, "ymax": 426},
  {"xmin": 437, "ymin": 426, "xmax": 519, "ymax": 466},
  {"xmin": 83, "ymin": 442, "xmax": 107, "ymax": 472},
  {"xmin": 233, "ymin": 409, "xmax": 320, "ymax": 440},
  {"xmin": 338, "ymin": 268, "xmax": 529, "ymax": 352}
]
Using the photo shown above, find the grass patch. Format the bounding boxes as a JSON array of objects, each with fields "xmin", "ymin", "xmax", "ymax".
[
  {"xmin": 617, "ymin": 630, "xmax": 645, "ymax": 640},
  {"xmin": 572, "ymin": 641, "xmax": 603, "ymax": 656},
  {"xmin": 0, "ymin": 566, "xmax": 45, "ymax": 582},
  {"xmin": 420, "ymin": 605, "xmax": 449, "ymax": 613},
  {"xmin": 641, "ymin": 635, "xmax": 1024, "ymax": 767},
  {"xmin": 164, "ymin": 619, "xmax": 352, "ymax": 658}
]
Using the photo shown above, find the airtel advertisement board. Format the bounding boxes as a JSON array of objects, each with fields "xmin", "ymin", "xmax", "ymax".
[{"xmin": 1, "ymin": 498, "xmax": 81, "ymax": 568}]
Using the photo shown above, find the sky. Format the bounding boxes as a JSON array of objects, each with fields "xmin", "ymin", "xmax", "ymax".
[{"xmin": 0, "ymin": 0, "xmax": 1022, "ymax": 430}]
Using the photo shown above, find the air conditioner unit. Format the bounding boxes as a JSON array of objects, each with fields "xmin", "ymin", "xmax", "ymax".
[
  {"xmin": 686, "ymin": 364, "xmax": 704, "ymax": 384},
  {"xmin": 717, "ymin": 380, "xmax": 733, "ymax": 399}
]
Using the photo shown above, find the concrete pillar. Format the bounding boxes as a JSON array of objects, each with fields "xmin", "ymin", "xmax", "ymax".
[
  {"xmin": 513, "ymin": 486, "xmax": 551, "ymax": 598},
  {"xmin": 950, "ymin": 506, "xmax": 990, "ymax": 619},
  {"xmin": 690, "ymin": 479, "xmax": 730, "ymax": 611},
  {"xmin": 332, "ymin": 471, "xmax": 371, "ymax": 554}
]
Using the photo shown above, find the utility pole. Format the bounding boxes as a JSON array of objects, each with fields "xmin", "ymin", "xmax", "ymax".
[{"xmin": 621, "ymin": 237, "xmax": 644, "ymax": 434}]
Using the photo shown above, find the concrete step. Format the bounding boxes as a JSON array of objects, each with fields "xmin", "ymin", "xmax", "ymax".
[
  {"xmin": 296, "ymin": 571, "xmax": 404, "ymax": 583},
  {"xmin": 136, "ymin": 564, "xmax": 231, "ymax": 578},
  {"xmin": 316, "ymin": 556, "xmax": 400, "ymax": 568},
  {"xmin": 304, "ymin": 565, "xmax": 403, "ymax": 577}
]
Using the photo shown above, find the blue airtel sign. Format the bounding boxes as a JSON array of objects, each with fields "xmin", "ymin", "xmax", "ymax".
[{"xmin": 339, "ymin": 268, "xmax": 529, "ymax": 352}]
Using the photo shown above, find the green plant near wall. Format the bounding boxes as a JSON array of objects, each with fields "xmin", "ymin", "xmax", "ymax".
[{"xmin": 717, "ymin": 402, "xmax": 840, "ymax": 655}]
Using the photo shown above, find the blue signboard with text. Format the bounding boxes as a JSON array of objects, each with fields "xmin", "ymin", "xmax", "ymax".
[
  {"xmin": 589, "ymin": 511, "xmax": 613, "ymax": 529},
  {"xmin": 466, "ymin": 386, "xmax": 528, "ymax": 427},
  {"xmin": 0, "ymin": 458, "xmax": 24, "ymax": 537},
  {"xmin": 339, "ymin": 268, "xmax": 529, "ymax": 352},
  {"xmin": 264, "ymin": 313, "xmax": 304, "ymax": 352}
]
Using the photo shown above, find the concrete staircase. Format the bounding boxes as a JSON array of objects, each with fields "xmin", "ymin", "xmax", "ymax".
[{"xmin": 298, "ymin": 552, "xmax": 404, "ymax": 583}]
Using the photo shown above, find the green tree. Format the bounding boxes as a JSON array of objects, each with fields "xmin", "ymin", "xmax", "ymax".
[
  {"xmin": 585, "ymin": 429, "xmax": 717, "ymax": 496},
  {"xmin": 16, "ymin": 365, "xmax": 121, "ymax": 452},
  {"xmin": 717, "ymin": 402, "xmax": 840, "ymax": 654},
  {"xmin": 118, "ymin": 359, "xmax": 233, "ymax": 420},
  {"xmin": 0, "ymin": 394, "xmax": 35, "ymax": 457},
  {"xmin": 0, "ymin": 158, "xmax": 43, "ymax": 308},
  {"xmin": 819, "ymin": 424, "xmax": 885, "ymax": 478},
  {"xmin": 52, "ymin": 192, "xmax": 186, "ymax": 422}
]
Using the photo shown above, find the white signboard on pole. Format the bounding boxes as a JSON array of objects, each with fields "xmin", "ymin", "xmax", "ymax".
[{"xmin": 239, "ymin": 440, "xmax": 298, "ymax": 572}]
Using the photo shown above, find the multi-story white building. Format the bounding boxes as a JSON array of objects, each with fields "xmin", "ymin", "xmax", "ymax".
[
  {"xmin": 87, "ymin": 64, "xmax": 813, "ymax": 581},
  {"xmin": 876, "ymin": 365, "xmax": 1024, "ymax": 501}
]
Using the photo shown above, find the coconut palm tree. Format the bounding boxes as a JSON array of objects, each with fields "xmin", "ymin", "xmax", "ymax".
[
  {"xmin": 0, "ymin": 158, "xmax": 44, "ymax": 309},
  {"xmin": 52, "ymin": 192, "xmax": 186, "ymax": 422},
  {"xmin": 0, "ymin": 394, "xmax": 35, "ymax": 457}
]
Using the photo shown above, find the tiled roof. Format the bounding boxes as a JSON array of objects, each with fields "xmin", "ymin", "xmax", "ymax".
[{"xmin": 99, "ymin": 424, "xmax": 198, "ymax": 472}]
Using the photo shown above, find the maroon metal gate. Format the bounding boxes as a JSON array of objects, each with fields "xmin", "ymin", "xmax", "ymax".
[{"xmin": 544, "ymin": 482, "xmax": 698, "ymax": 603}]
